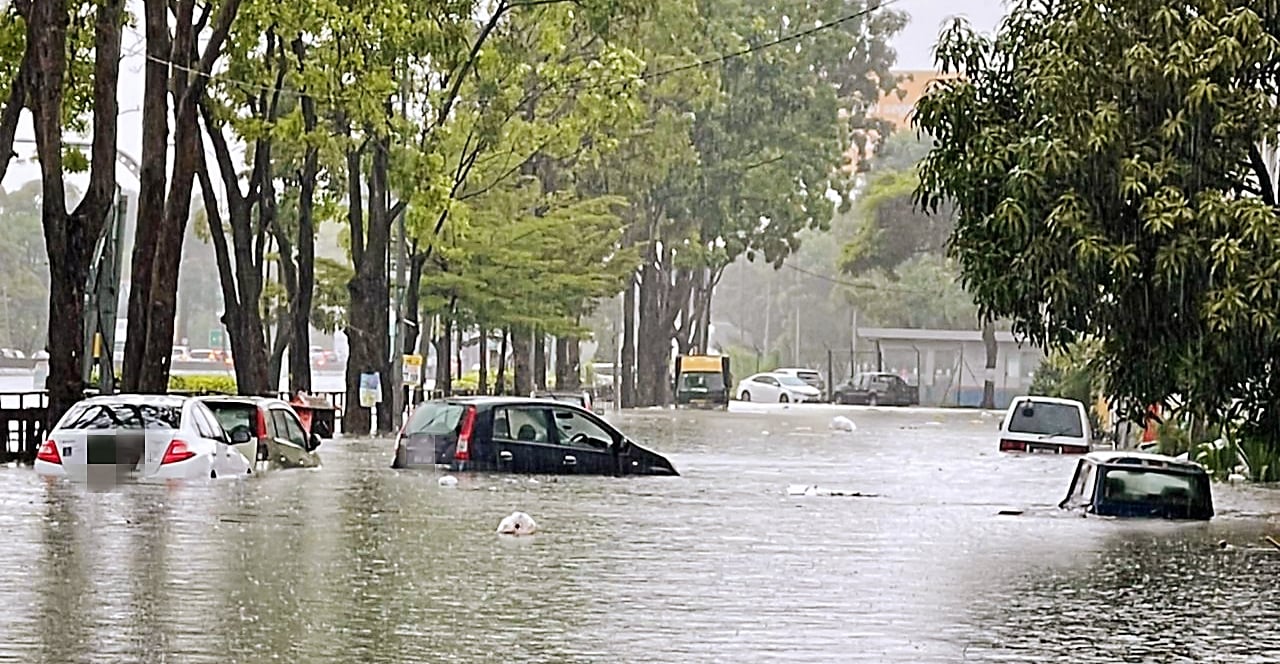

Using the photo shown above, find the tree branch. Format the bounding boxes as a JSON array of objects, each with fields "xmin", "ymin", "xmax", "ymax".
[
  {"xmin": 0, "ymin": 47, "xmax": 30, "ymax": 184},
  {"xmin": 1248, "ymin": 143, "xmax": 1277, "ymax": 209}
]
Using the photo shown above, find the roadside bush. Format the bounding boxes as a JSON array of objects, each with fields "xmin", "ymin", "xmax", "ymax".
[
  {"xmin": 1238, "ymin": 437, "xmax": 1280, "ymax": 483},
  {"xmin": 1156, "ymin": 420, "xmax": 1192, "ymax": 457},
  {"xmin": 723, "ymin": 344, "xmax": 779, "ymax": 379},
  {"xmin": 451, "ymin": 371, "xmax": 513, "ymax": 395},
  {"xmin": 169, "ymin": 374, "xmax": 237, "ymax": 394},
  {"xmin": 1193, "ymin": 438, "xmax": 1240, "ymax": 481}
]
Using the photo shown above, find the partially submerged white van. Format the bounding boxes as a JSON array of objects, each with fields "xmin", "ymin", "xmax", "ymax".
[{"xmin": 998, "ymin": 396, "xmax": 1092, "ymax": 454}]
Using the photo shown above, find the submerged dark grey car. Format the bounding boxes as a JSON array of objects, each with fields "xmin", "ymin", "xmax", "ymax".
[{"xmin": 392, "ymin": 397, "xmax": 677, "ymax": 476}]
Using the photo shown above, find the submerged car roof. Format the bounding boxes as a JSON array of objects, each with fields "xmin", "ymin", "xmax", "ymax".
[
  {"xmin": 1011, "ymin": 396, "xmax": 1086, "ymax": 407},
  {"xmin": 76, "ymin": 394, "xmax": 191, "ymax": 407},
  {"xmin": 1084, "ymin": 451, "xmax": 1207, "ymax": 472},
  {"xmin": 440, "ymin": 396, "xmax": 592, "ymax": 410}
]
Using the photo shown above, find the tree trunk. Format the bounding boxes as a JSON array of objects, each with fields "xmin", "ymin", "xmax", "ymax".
[
  {"xmin": 197, "ymin": 100, "xmax": 272, "ymax": 395},
  {"xmin": 455, "ymin": 320, "xmax": 464, "ymax": 388},
  {"xmin": 434, "ymin": 315, "xmax": 452, "ymax": 397},
  {"xmin": 562, "ymin": 336, "xmax": 581, "ymax": 390},
  {"xmin": 512, "ymin": 326, "xmax": 532, "ymax": 396},
  {"xmin": 125, "ymin": 0, "xmax": 242, "ymax": 393},
  {"xmin": 495, "ymin": 329, "xmax": 509, "ymax": 396},
  {"xmin": 268, "ymin": 320, "xmax": 290, "ymax": 394},
  {"xmin": 555, "ymin": 337, "xmax": 569, "ymax": 388},
  {"xmin": 636, "ymin": 261, "xmax": 666, "ymax": 406},
  {"xmin": 343, "ymin": 128, "xmax": 393, "ymax": 435},
  {"xmin": 122, "ymin": 0, "xmax": 171, "ymax": 391},
  {"xmin": 478, "ymin": 329, "xmax": 489, "ymax": 395},
  {"xmin": 27, "ymin": 0, "xmax": 123, "ymax": 424},
  {"xmin": 287, "ymin": 35, "xmax": 319, "ymax": 394},
  {"xmin": 981, "ymin": 320, "xmax": 998, "ymax": 410},
  {"xmin": 533, "ymin": 330, "xmax": 547, "ymax": 390},
  {"xmin": 402, "ymin": 253, "xmax": 426, "ymax": 354},
  {"xmin": 621, "ymin": 279, "xmax": 635, "ymax": 408}
]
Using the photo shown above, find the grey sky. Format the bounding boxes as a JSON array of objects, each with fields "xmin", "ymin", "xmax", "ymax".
[
  {"xmin": 3, "ymin": 1, "xmax": 1009, "ymax": 192},
  {"xmin": 890, "ymin": 0, "xmax": 1008, "ymax": 70}
]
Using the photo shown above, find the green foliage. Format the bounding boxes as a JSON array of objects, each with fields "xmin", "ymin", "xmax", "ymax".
[
  {"xmin": 1029, "ymin": 339, "xmax": 1103, "ymax": 407},
  {"xmin": 1193, "ymin": 438, "xmax": 1239, "ymax": 481},
  {"xmin": 914, "ymin": 1, "xmax": 1280, "ymax": 436},
  {"xmin": 168, "ymin": 374, "xmax": 238, "ymax": 394},
  {"xmin": 723, "ymin": 344, "xmax": 780, "ymax": 377},
  {"xmin": 452, "ymin": 370, "xmax": 513, "ymax": 394},
  {"xmin": 1237, "ymin": 436, "xmax": 1280, "ymax": 483}
]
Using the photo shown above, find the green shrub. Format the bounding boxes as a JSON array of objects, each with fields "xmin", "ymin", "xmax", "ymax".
[
  {"xmin": 1156, "ymin": 420, "xmax": 1192, "ymax": 457},
  {"xmin": 451, "ymin": 370, "xmax": 513, "ymax": 394},
  {"xmin": 168, "ymin": 374, "xmax": 237, "ymax": 394},
  {"xmin": 1193, "ymin": 438, "xmax": 1240, "ymax": 481},
  {"xmin": 1238, "ymin": 437, "xmax": 1280, "ymax": 483}
]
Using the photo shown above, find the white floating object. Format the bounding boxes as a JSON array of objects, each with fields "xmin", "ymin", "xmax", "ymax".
[
  {"xmin": 438, "ymin": 475, "xmax": 459, "ymax": 487},
  {"xmin": 1228, "ymin": 473, "xmax": 1247, "ymax": 483},
  {"xmin": 787, "ymin": 484, "xmax": 810, "ymax": 496},
  {"xmin": 497, "ymin": 511, "xmax": 538, "ymax": 535},
  {"xmin": 829, "ymin": 416, "xmax": 856, "ymax": 432}
]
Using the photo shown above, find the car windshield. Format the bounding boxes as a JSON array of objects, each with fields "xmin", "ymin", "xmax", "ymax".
[
  {"xmin": 406, "ymin": 402, "xmax": 466, "ymax": 435},
  {"xmin": 776, "ymin": 375, "xmax": 808, "ymax": 387},
  {"xmin": 1008, "ymin": 401, "xmax": 1084, "ymax": 437},
  {"xmin": 57, "ymin": 403, "xmax": 182, "ymax": 430},
  {"xmin": 1101, "ymin": 469, "xmax": 1206, "ymax": 506},
  {"xmin": 680, "ymin": 372, "xmax": 725, "ymax": 391}
]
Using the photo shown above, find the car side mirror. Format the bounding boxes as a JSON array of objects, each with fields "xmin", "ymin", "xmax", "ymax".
[
  {"xmin": 309, "ymin": 432, "xmax": 322, "ymax": 451},
  {"xmin": 230, "ymin": 428, "xmax": 253, "ymax": 445}
]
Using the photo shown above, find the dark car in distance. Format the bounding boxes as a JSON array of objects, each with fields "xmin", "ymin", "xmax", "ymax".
[
  {"xmin": 392, "ymin": 397, "xmax": 678, "ymax": 476},
  {"xmin": 832, "ymin": 372, "xmax": 920, "ymax": 406}
]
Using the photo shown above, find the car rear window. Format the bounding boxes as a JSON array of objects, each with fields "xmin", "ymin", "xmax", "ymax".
[
  {"xmin": 58, "ymin": 403, "xmax": 182, "ymax": 430},
  {"xmin": 797, "ymin": 371, "xmax": 820, "ymax": 380},
  {"xmin": 1008, "ymin": 402, "xmax": 1084, "ymax": 437},
  {"xmin": 203, "ymin": 402, "xmax": 257, "ymax": 435},
  {"xmin": 406, "ymin": 402, "xmax": 466, "ymax": 435},
  {"xmin": 1102, "ymin": 469, "xmax": 1205, "ymax": 505}
]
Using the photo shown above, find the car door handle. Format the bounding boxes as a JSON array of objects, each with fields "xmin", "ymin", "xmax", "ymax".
[
  {"xmin": 563, "ymin": 455, "xmax": 577, "ymax": 466},
  {"xmin": 499, "ymin": 450, "xmax": 513, "ymax": 462}
]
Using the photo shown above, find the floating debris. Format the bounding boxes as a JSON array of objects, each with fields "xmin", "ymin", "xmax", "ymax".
[
  {"xmin": 497, "ymin": 511, "xmax": 538, "ymax": 535},
  {"xmin": 829, "ymin": 416, "xmax": 856, "ymax": 432},
  {"xmin": 786, "ymin": 484, "xmax": 876, "ymax": 498},
  {"xmin": 438, "ymin": 475, "xmax": 459, "ymax": 488}
]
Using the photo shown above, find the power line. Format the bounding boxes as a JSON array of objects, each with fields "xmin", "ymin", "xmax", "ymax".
[
  {"xmin": 141, "ymin": 0, "xmax": 900, "ymax": 102},
  {"xmin": 640, "ymin": 0, "xmax": 900, "ymax": 81},
  {"xmin": 781, "ymin": 261, "xmax": 942, "ymax": 296}
]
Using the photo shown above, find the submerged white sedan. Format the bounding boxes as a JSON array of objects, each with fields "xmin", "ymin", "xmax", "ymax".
[
  {"xmin": 735, "ymin": 372, "xmax": 824, "ymax": 403},
  {"xmin": 35, "ymin": 395, "xmax": 254, "ymax": 483}
]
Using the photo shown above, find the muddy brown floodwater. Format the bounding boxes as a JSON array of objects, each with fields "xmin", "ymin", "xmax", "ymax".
[{"xmin": 0, "ymin": 403, "xmax": 1278, "ymax": 663}]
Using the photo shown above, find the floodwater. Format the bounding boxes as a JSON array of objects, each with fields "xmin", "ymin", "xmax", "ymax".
[{"xmin": 0, "ymin": 402, "xmax": 1278, "ymax": 662}]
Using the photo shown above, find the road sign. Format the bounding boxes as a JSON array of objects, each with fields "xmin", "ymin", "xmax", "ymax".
[
  {"xmin": 210, "ymin": 328, "xmax": 224, "ymax": 349},
  {"xmin": 403, "ymin": 354, "xmax": 423, "ymax": 386}
]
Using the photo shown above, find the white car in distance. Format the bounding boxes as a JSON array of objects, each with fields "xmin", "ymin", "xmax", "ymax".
[
  {"xmin": 736, "ymin": 373, "xmax": 823, "ymax": 403},
  {"xmin": 35, "ymin": 395, "xmax": 253, "ymax": 485}
]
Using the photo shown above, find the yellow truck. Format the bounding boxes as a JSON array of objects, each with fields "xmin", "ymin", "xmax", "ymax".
[{"xmin": 673, "ymin": 355, "xmax": 731, "ymax": 409}]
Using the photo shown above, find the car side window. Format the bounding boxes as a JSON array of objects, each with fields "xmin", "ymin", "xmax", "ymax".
[
  {"xmin": 498, "ymin": 407, "xmax": 551, "ymax": 443},
  {"xmin": 761, "ymin": 376, "xmax": 777, "ymax": 386},
  {"xmin": 272, "ymin": 410, "xmax": 307, "ymax": 447},
  {"xmin": 551, "ymin": 408, "xmax": 614, "ymax": 448},
  {"xmin": 191, "ymin": 406, "xmax": 220, "ymax": 440},
  {"xmin": 1079, "ymin": 463, "xmax": 1097, "ymax": 503},
  {"xmin": 492, "ymin": 409, "xmax": 512, "ymax": 439}
]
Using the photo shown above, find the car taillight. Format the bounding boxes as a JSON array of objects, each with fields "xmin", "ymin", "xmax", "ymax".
[
  {"xmin": 454, "ymin": 405, "xmax": 477, "ymax": 461},
  {"xmin": 255, "ymin": 408, "xmax": 268, "ymax": 438},
  {"xmin": 999, "ymin": 439, "xmax": 1027, "ymax": 452},
  {"xmin": 161, "ymin": 439, "xmax": 196, "ymax": 464},
  {"xmin": 36, "ymin": 439, "xmax": 61, "ymax": 464}
]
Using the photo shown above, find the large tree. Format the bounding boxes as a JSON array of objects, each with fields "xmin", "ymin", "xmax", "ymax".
[
  {"xmin": 914, "ymin": 2, "xmax": 1280, "ymax": 432},
  {"xmin": 20, "ymin": 0, "xmax": 124, "ymax": 423}
]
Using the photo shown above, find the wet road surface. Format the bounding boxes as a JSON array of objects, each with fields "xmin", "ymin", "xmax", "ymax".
[{"xmin": 1, "ymin": 403, "xmax": 1278, "ymax": 662}]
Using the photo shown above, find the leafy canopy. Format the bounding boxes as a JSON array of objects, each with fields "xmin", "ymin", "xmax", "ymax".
[{"xmin": 914, "ymin": 1, "xmax": 1280, "ymax": 424}]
